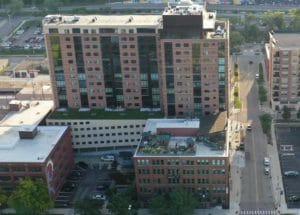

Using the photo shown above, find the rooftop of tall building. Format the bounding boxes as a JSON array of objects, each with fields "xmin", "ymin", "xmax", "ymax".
[
  {"xmin": 42, "ymin": 0, "xmax": 223, "ymax": 33},
  {"xmin": 271, "ymin": 33, "xmax": 300, "ymax": 49},
  {"xmin": 43, "ymin": 14, "xmax": 162, "ymax": 27}
]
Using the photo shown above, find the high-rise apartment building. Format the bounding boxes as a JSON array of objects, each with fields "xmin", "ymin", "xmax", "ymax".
[
  {"xmin": 268, "ymin": 32, "xmax": 300, "ymax": 111},
  {"xmin": 43, "ymin": 0, "xmax": 229, "ymax": 117}
]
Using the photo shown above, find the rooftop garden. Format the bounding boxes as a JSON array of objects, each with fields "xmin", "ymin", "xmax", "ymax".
[
  {"xmin": 137, "ymin": 132, "xmax": 225, "ymax": 156},
  {"xmin": 48, "ymin": 108, "xmax": 164, "ymax": 120}
]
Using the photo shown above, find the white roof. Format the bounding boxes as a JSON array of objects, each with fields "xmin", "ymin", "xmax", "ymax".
[
  {"xmin": 43, "ymin": 15, "xmax": 161, "ymax": 28},
  {"xmin": 0, "ymin": 100, "xmax": 53, "ymax": 127},
  {"xmin": 144, "ymin": 119, "xmax": 199, "ymax": 134},
  {"xmin": 0, "ymin": 126, "xmax": 67, "ymax": 163}
]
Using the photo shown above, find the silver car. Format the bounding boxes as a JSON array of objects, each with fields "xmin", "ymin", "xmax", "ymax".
[
  {"xmin": 264, "ymin": 167, "xmax": 270, "ymax": 175},
  {"xmin": 284, "ymin": 171, "xmax": 299, "ymax": 177}
]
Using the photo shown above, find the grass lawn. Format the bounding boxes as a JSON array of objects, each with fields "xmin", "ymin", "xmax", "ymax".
[{"xmin": 49, "ymin": 108, "xmax": 164, "ymax": 120}]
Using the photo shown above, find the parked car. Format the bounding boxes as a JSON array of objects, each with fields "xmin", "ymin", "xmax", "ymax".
[
  {"xmin": 264, "ymin": 167, "xmax": 270, "ymax": 175},
  {"xmin": 264, "ymin": 157, "xmax": 270, "ymax": 166},
  {"xmin": 284, "ymin": 171, "xmax": 299, "ymax": 177},
  {"xmin": 288, "ymin": 195, "xmax": 300, "ymax": 202},
  {"xmin": 92, "ymin": 194, "xmax": 106, "ymax": 201},
  {"xmin": 101, "ymin": 154, "xmax": 115, "ymax": 162}
]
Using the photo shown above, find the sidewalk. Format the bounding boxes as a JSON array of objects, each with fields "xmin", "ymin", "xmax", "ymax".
[{"xmin": 228, "ymin": 119, "xmax": 243, "ymax": 214}]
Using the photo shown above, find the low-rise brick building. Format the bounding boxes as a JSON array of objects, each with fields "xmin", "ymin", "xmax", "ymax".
[
  {"xmin": 133, "ymin": 112, "xmax": 229, "ymax": 208},
  {"xmin": 0, "ymin": 100, "xmax": 74, "ymax": 199}
]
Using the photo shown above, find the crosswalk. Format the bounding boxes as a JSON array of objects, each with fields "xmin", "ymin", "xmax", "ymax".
[{"xmin": 240, "ymin": 210, "xmax": 277, "ymax": 215}]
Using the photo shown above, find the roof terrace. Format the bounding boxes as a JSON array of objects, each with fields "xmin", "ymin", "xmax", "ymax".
[{"xmin": 135, "ymin": 119, "xmax": 228, "ymax": 157}]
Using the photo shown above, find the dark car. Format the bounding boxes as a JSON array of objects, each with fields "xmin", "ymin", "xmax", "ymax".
[
  {"xmin": 288, "ymin": 195, "xmax": 300, "ymax": 202},
  {"xmin": 249, "ymin": 61, "xmax": 253, "ymax": 64}
]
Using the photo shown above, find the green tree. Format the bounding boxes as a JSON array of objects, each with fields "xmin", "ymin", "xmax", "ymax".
[
  {"xmin": 282, "ymin": 106, "xmax": 291, "ymax": 120},
  {"xmin": 150, "ymin": 195, "xmax": 169, "ymax": 215},
  {"xmin": 43, "ymin": 0, "xmax": 62, "ymax": 12},
  {"xmin": 228, "ymin": 16, "xmax": 241, "ymax": 26},
  {"xmin": 259, "ymin": 114, "xmax": 272, "ymax": 135},
  {"xmin": 75, "ymin": 198, "xmax": 104, "ymax": 215},
  {"xmin": 150, "ymin": 188, "xmax": 197, "ymax": 215},
  {"xmin": 107, "ymin": 192, "xmax": 136, "ymax": 215},
  {"xmin": 7, "ymin": 0, "xmax": 24, "ymax": 15},
  {"xmin": 258, "ymin": 85, "xmax": 267, "ymax": 104},
  {"xmin": 288, "ymin": 9, "xmax": 300, "ymax": 31},
  {"xmin": 0, "ymin": 188, "xmax": 8, "ymax": 208},
  {"xmin": 169, "ymin": 188, "xmax": 197, "ymax": 215},
  {"xmin": 245, "ymin": 12, "xmax": 256, "ymax": 24},
  {"xmin": 230, "ymin": 31, "xmax": 245, "ymax": 51},
  {"xmin": 8, "ymin": 178, "xmax": 53, "ymax": 215},
  {"xmin": 243, "ymin": 24, "xmax": 264, "ymax": 43},
  {"xmin": 262, "ymin": 11, "xmax": 285, "ymax": 31}
]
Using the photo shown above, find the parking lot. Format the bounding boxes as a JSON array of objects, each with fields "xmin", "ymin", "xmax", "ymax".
[
  {"xmin": 54, "ymin": 165, "xmax": 88, "ymax": 208},
  {"xmin": 275, "ymin": 125, "xmax": 300, "ymax": 208},
  {"xmin": 1, "ymin": 19, "xmax": 44, "ymax": 51},
  {"xmin": 55, "ymin": 151, "xmax": 134, "ymax": 208}
]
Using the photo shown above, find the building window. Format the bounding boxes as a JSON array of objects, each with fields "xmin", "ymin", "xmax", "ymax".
[{"xmin": 49, "ymin": 28, "xmax": 58, "ymax": 34}]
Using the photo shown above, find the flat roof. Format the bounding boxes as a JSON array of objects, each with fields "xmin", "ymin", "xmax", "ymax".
[
  {"xmin": 135, "ymin": 118, "xmax": 227, "ymax": 157},
  {"xmin": 144, "ymin": 118, "xmax": 199, "ymax": 134},
  {"xmin": 0, "ymin": 100, "xmax": 53, "ymax": 126},
  {"xmin": 0, "ymin": 126, "xmax": 67, "ymax": 163},
  {"xmin": 272, "ymin": 33, "xmax": 300, "ymax": 49},
  {"xmin": 48, "ymin": 108, "xmax": 164, "ymax": 120},
  {"xmin": 43, "ymin": 15, "xmax": 161, "ymax": 28}
]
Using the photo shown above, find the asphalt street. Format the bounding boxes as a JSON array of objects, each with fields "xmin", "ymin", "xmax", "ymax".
[{"xmin": 236, "ymin": 48, "xmax": 275, "ymax": 210}]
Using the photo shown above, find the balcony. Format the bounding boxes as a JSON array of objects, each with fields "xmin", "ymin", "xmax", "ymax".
[{"xmin": 273, "ymin": 85, "xmax": 279, "ymax": 91}]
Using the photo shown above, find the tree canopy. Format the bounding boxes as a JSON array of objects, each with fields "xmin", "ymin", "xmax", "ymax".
[
  {"xmin": 107, "ymin": 186, "xmax": 137, "ymax": 215},
  {"xmin": 0, "ymin": 188, "xmax": 8, "ymax": 208},
  {"xmin": 230, "ymin": 31, "xmax": 245, "ymax": 52},
  {"xmin": 75, "ymin": 198, "xmax": 104, "ymax": 215},
  {"xmin": 43, "ymin": 0, "xmax": 62, "ymax": 12},
  {"xmin": 150, "ymin": 188, "xmax": 198, "ymax": 215},
  {"xmin": 282, "ymin": 106, "xmax": 291, "ymax": 120},
  {"xmin": 8, "ymin": 178, "xmax": 53, "ymax": 215},
  {"xmin": 7, "ymin": 0, "xmax": 24, "ymax": 15},
  {"xmin": 261, "ymin": 11, "xmax": 285, "ymax": 31}
]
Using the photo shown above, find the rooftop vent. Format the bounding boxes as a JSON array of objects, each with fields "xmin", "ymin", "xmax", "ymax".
[
  {"xmin": 9, "ymin": 100, "xmax": 22, "ymax": 111},
  {"xmin": 37, "ymin": 156, "xmax": 44, "ymax": 160},
  {"xmin": 19, "ymin": 125, "xmax": 38, "ymax": 139},
  {"xmin": 63, "ymin": 16, "xmax": 80, "ymax": 23},
  {"xmin": 127, "ymin": 16, "xmax": 133, "ymax": 23}
]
